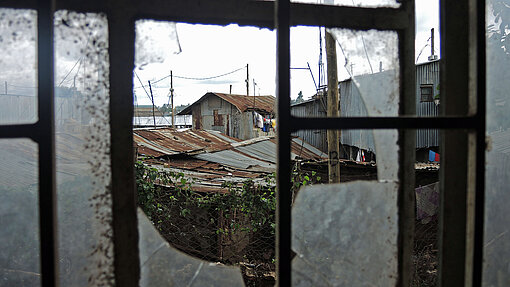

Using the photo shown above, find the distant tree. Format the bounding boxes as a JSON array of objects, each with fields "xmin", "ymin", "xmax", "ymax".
[
  {"xmin": 291, "ymin": 91, "xmax": 305, "ymax": 105},
  {"xmin": 175, "ymin": 104, "xmax": 190, "ymax": 113},
  {"xmin": 158, "ymin": 103, "xmax": 190, "ymax": 116}
]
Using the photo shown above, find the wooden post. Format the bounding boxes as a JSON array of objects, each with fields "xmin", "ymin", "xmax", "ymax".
[
  {"xmin": 325, "ymin": 31, "xmax": 341, "ymax": 183},
  {"xmin": 170, "ymin": 70, "xmax": 174, "ymax": 129},
  {"xmin": 148, "ymin": 80, "xmax": 156, "ymax": 128},
  {"xmin": 246, "ymin": 63, "xmax": 249, "ymax": 97},
  {"xmin": 431, "ymin": 28, "xmax": 435, "ymax": 58}
]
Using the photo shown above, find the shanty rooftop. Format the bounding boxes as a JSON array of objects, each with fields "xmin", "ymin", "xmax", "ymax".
[
  {"xmin": 178, "ymin": 92, "xmax": 276, "ymax": 115},
  {"xmin": 133, "ymin": 128, "xmax": 326, "ymax": 192}
]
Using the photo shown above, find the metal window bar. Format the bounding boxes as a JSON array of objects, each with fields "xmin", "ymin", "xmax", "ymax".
[
  {"xmin": 0, "ymin": 0, "xmax": 486, "ymax": 286},
  {"xmin": 0, "ymin": 0, "xmax": 58, "ymax": 286},
  {"xmin": 474, "ymin": 0, "xmax": 487, "ymax": 285}
]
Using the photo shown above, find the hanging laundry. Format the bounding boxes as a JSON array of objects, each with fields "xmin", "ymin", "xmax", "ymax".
[
  {"xmin": 263, "ymin": 116, "xmax": 271, "ymax": 133},
  {"xmin": 428, "ymin": 150, "xmax": 440, "ymax": 162},
  {"xmin": 253, "ymin": 112, "xmax": 264, "ymax": 128},
  {"xmin": 355, "ymin": 150, "xmax": 365, "ymax": 162}
]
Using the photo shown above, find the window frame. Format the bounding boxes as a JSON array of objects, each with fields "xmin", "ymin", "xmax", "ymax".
[
  {"xmin": 0, "ymin": 0, "xmax": 486, "ymax": 286},
  {"xmin": 420, "ymin": 84, "xmax": 434, "ymax": 102}
]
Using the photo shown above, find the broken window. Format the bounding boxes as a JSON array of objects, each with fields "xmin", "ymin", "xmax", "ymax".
[
  {"xmin": 484, "ymin": 0, "xmax": 510, "ymax": 283},
  {"xmin": 0, "ymin": 1, "xmax": 503, "ymax": 286}
]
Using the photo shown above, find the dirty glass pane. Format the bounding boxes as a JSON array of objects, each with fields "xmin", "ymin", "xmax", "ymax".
[
  {"xmin": 135, "ymin": 19, "xmax": 181, "ymax": 69},
  {"xmin": 291, "ymin": 0, "xmax": 400, "ymax": 8},
  {"xmin": 484, "ymin": 0, "xmax": 510, "ymax": 285},
  {"xmin": 328, "ymin": 29, "xmax": 399, "ymax": 179},
  {"xmin": 291, "ymin": 28, "xmax": 400, "ymax": 117},
  {"xmin": 290, "ymin": 29, "xmax": 400, "ymax": 285},
  {"xmin": 0, "ymin": 9, "xmax": 37, "ymax": 124},
  {"xmin": 0, "ymin": 139, "xmax": 40, "ymax": 286},
  {"xmin": 328, "ymin": 29, "xmax": 400, "ymax": 115},
  {"xmin": 138, "ymin": 209, "xmax": 245, "ymax": 286},
  {"xmin": 54, "ymin": 11, "xmax": 113, "ymax": 286},
  {"xmin": 292, "ymin": 181, "xmax": 399, "ymax": 286}
]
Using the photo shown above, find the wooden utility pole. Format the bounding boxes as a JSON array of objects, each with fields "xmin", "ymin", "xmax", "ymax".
[
  {"xmin": 253, "ymin": 78, "xmax": 256, "ymax": 109},
  {"xmin": 325, "ymin": 31, "xmax": 341, "ymax": 183},
  {"xmin": 148, "ymin": 80, "xmax": 156, "ymax": 128},
  {"xmin": 170, "ymin": 70, "xmax": 174, "ymax": 129},
  {"xmin": 431, "ymin": 28, "xmax": 435, "ymax": 58},
  {"xmin": 246, "ymin": 64, "xmax": 249, "ymax": 97}
]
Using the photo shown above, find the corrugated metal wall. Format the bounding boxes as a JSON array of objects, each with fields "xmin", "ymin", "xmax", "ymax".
[
  {"xmin": 291, "ymin": 61, "xmax": 441, "ymax": 153},
  {"xmin": 290, "ymin": 98, "xmax": 328, "ymax": 152},
  {"xmin": 415, "ymin": 60, "xmax": 440, "ymax": 148},
  {"xmin": 339, "ymin": 80, "xmax": 376, "ymax": 151}
]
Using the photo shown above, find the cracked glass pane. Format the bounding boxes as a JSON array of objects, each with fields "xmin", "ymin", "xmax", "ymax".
[
  {"xmin": 138, "ymin": 209, "xmax": 245, "ymax": 286},
  {"xmin": 292, "ymin": 181, "xmax": 399, "ymax": 286},
  {"xmin": 328, "ymin": 28, "xmax": 399, "ymax": 180},
  {"xmin": 484, "ymin": 0, "xmax": 510, "ymax": 285},
  {"xmin": 291, "ymin": 27, "xmax": 400, "ymax": 285},
  {"xmin": 135, "ymin": 19, "xmax": 181, "ymax": 69},
  {"xmin": 291, "ymin": 0, "xmax": 400, "ymax": 8},
  {"xmin": 0, "ymin": 139, "xmax": 40, "ymax": 286},
  {"xmin": 54, "ymin": 11, "xmax": 113, "ymax": 286},
  {"xmin": 0, "ymin": 8, "xmax": 37, "ymax": 124}
]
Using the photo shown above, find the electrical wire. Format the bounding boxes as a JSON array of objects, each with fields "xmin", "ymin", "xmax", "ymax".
[
  {"xmin": 57, "ymin": 56, "xmax": 83, "ymax": 87},
  {"xmin": 134, "ymin": 70, "xmax": 172, "ymax": 125},
  {"xmin": 133, "ymin": 65, "xmax": 246, "ymax": 89},
  {"xmin": 351, "ymin": 0, "xmax": 373, "ymax": 74},
  {"xmin": 416, "ymin": 36, "xmax": 432, "ymax": 63}
]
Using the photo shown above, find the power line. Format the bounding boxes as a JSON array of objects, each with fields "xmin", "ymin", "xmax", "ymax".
[
  {"xmin": 133, "ymin": 65, "xmax": 246, "ymax": 89},
  {"xmin": 350, "ymin": 0, "xmax": 373, "ymax": 74},
  {"xmin": 173, "ymin": 65, "xmax": 246, "ymax": 80},
  {"xmin": 58, "ymin": 56, "xmax": 82, "ymax": 87},
  {"xmin": 416, "ymin": 36, "xmax": 432, "ymax": 63},
  {"xmin": 133, "ymin": 70, "xmax": 172, "ymax": 125}
]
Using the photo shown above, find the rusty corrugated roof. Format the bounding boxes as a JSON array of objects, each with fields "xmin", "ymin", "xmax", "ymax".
[
  {"xmin": 134, "ymin": 128, "xmax": 240, "ymax": 156},
  {"xmin": 134, "ymin": 128, "xmax": 327, "ymax": 164},
  {"xmin": 178, "ymin": 92, "xmax": 275, "ymax": 115}
]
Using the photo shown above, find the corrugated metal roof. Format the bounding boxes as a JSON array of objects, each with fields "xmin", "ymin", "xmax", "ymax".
[
  {"xmin": 134, "ymin": 128, "xmax": 325, "ymax": 162},
  {"xmin": 134, "ymin": 128, "xmax": 239, "ymax": 156},
  {"xmin": 195, "ymin": 149, "xmax": 275, "ymax": 171},
  {"xmin": 145, "ymin": 162, "xmax": 264, "ymax": 193},
  {"xmin": 290, "ymin": 137, "xmax": 328, "ymax": 160},
  {"xmin": 178, "ymin": 92, "xmax": 275, "ymax": 115},
  {"xmin": 134, "ymin": 128, "xmax": 327, "ymax": 177}
]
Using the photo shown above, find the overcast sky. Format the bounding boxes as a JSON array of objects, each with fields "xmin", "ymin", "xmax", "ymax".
[
  {"xmin": 133, "ymin": 0, "xmax": 439, "ymax": 107},
  {"xmin": 0, "ymin": 1, "xmax": 439, "ymax": 108}
]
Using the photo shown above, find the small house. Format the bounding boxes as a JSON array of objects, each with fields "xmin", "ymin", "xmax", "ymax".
[{"xmin": 178, "ymin": 92, "xmax": 276, "ymax": 140}]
